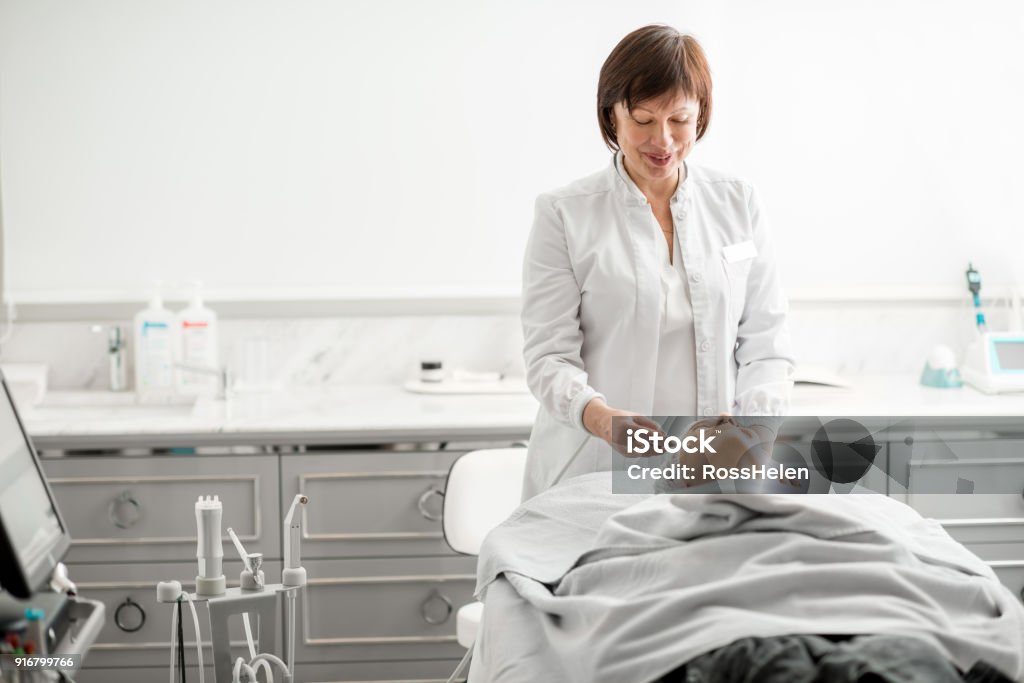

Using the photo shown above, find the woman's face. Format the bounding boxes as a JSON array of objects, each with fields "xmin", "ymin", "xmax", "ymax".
[{"xmin": 613, "ymin": 89, "xmax": 699, "ymax": 192}]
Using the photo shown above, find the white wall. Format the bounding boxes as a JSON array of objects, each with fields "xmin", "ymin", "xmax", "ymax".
[{"xmin": 1, "ymin": 0, "xmax": 1022, "ymax": 303}]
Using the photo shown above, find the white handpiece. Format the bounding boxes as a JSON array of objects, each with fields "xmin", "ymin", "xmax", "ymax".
[
  {"xmin": 227, "ymin": 527, "xmax": 250, "ymax": 570},
  {"xmin": 282, "ymin": 494, "xmax": 308, "ymax": 587},
  {"xmin": 195, "ymin": 495, "xmax": 226, "ymax": 596},
  {"xmin": 50, "ymin": 562, "xmax": 77, "ymax": 596},
  {"xmin": 229, "ymin": 526, "xmax": 265, "ymax": 590}
]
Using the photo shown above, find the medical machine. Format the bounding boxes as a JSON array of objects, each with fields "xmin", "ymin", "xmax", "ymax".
[
  {"xmin": 0, "ymin": 370, "xmax": 106, "ymax": 679},
  {"xmin": 966, "ymin": 263, "xmax": 987, "ymax": 331},
  {"xmin": 958, "ymin": 264, "xmax": 1024, "ymax": 394},
  {"xmin": 961, "ymin": 331, "xmax": 1024, "ymax": 394},
  {"xmin": 157, "ymin": 493, "xmax": 309, "ymax": 683}
]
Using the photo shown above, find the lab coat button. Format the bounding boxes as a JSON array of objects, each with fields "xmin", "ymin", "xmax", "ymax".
[
  {"xmin": 702, "ymin": 408, "xmax": 713, "ymax": 417},
  {"xmin": 691, "ymin": 273, "xmax": 703, "ymax": 283},
  {"xmin": 700, "ymin": 340, "xmax": 711, "ymax": 352}
]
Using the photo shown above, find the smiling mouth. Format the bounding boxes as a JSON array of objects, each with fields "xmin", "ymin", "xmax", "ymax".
[{"xmin": 645, "ymin": 152, "xmax": 674, "ymax": 165}]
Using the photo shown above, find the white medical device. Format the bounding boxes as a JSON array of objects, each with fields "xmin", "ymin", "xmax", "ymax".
[
  {"xmin": 283, "ymin": 494, "xmax": 308, "ymax": 588},
  {"xmin": 195, "ymin": 495, "xmax": 226, "ymax": 596},
  {"xmin": 961, "ymin": 331, "xmax": 1024, "ymax": 394},
  {"xmin": 157, "ymin": 493, "xmax": 309, "ymax": 683}
]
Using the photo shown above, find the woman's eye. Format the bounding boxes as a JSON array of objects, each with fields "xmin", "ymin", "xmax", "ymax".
[{"xmin": 635, "ymin": 120, "xmax": 653, "ymax": 125}]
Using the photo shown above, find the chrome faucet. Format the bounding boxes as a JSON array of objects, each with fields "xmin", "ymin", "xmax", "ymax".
[
  {"xmin": 92, "ymin": 324, "xmax": 127, "ymax": 391},
  {"xmin": 174, "ymin": 361, "xmax": 231, "ymax": 400}
]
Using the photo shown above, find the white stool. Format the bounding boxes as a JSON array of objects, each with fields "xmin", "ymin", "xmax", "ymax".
[{"xmin": 442, "ymin": 448, "xmax": 528, "ymax": 682}]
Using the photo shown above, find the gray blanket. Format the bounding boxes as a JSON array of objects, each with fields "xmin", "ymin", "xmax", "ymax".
[{"xmin": 470, "ymin": 472, "xmax": 1024, "ymax": 683}]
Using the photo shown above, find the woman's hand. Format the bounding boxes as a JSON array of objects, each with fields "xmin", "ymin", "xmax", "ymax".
[{"xmin": 582, "ymin": 398, "xmax": 666, "ymax": 456}]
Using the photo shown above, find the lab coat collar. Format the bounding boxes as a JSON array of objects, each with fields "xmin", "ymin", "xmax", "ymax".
[{"xmin": 611, "ymin": 151, "xmax": 690, "ymax": 207}]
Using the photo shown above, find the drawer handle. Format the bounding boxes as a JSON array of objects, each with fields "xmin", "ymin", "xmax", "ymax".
[
  {"xmin": 108, "ymin": 491, "xmax": 143, "ymax": 529},
  {"xmin": 114, "ymin": 597, "xmax": 146, "ymax": 633},
  {"xmin": 421, "ymin": 590, "xmax": 453, "ymax": 625},
  {"xmin": 417, "ymin": 487, "xmax": 445, "ymax": 522},
  {"xmin": 108, "ymin": 489, "xmax": 143, "ymax": 532}
]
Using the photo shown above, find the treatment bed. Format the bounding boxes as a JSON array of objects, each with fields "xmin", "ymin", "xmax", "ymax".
[{"xmin": 467, "ymin": 472, "xmax": 1024, "ymax": 682}]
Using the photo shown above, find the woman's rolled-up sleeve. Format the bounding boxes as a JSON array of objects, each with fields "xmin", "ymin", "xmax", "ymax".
[
  {"xmin": 733, "ymin": 184, "xmax": 795, "ymax": 422},
  {"xmin": 521, "ymin": 194, "xmax": 604, "ymax": 431}
]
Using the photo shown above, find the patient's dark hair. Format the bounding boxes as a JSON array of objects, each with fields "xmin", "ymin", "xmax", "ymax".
[{"xmin": 597, "ymin": 25, "xmax": 713, "ymax": 150}]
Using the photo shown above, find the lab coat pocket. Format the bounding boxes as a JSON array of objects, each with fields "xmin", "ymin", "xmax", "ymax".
[{"xmin": 721, "ymin": 241, "xmax": 756, "ymax": 321}]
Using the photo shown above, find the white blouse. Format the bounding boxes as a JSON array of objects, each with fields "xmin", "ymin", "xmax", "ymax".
[{"xmin": 652, "ymin": 223, "xmax": 697, "ymax": 416}]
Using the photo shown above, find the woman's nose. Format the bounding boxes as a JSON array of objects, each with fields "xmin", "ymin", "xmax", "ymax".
[{"xmin": 652, "ymin": 121, "xmax": 673, "ymax": 147}]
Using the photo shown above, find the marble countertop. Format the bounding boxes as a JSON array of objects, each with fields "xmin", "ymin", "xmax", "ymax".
[
  {"xmin": 23, "ymin": 385, "xmax": 539, "ymax": 447},
  {"xmin": 789, "ymin": 375, "xmax": 1024, "ymax": 417},
  {"xmin": 20, "ymin": 376, "xmax": 1024, "ymax": 447}
]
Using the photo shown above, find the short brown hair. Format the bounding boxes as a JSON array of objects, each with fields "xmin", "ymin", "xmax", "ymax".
[{"xmin": 597, "ymin": 25, "xmax": 713, "ymax": 150}]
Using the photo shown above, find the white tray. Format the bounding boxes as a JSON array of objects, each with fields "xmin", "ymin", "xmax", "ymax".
[{"xmin": 403, "ymin": 378, "xmax": 530, "ymax": 395}]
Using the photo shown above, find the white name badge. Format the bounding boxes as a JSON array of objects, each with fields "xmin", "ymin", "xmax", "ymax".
[{"xmin": 722, "ymin": 240, "xmax": 758, "ymax": 263}]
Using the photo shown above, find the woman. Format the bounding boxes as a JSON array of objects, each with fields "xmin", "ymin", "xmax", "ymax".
[{"xmin": 520, "ymin": 25, "xmax": 794, "ymax": 500}]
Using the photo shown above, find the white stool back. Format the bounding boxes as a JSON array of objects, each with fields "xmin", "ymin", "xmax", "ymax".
[{"xmin": 442, "ymin": 447, "xmax": 528, "ymax": 556}]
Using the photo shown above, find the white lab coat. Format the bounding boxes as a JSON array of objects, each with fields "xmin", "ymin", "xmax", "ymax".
[{"xmin": 520, "ymin": 153, "xmax": 794, "ymax": 500}]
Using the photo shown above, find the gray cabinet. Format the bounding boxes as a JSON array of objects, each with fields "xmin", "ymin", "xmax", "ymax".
[
  {"xmin": 281, "ymin": 451, "xmax": 463, "ymax": 558},
  {"xmin": 75, "ymin": 660, "xmax": 466, "ymax": 683},
  {"xmin": 42, "ymin": 454, "xmax": 280, "ymax": 563},
  {"xmin": 281, "ymin": 451, "xmax": 474, "ymax": 672},
  {"xmin": 40, "ymin": 441, "xmax": 488, "ymax": 681},
  {"xmin": 296, "ymin": 557, "xmax": 475, "ymax": 664},
  {"xmin": 890, "ymin": 438, "xmax": 1024, "ymax": 546},
  {"xmin": 69, "ymin": 560, "xmax": 281, "ymax": 669},
  {"xmin": 294, "ymin": 661, "xmax": 467, "ymax": 682},
  {"xmin": 44, "ymin": 428, "xmax": 1024, "ymax": 683},
  {"xmin": 73, "ymin": 667, "xmax": 213, "ymax": 683}
]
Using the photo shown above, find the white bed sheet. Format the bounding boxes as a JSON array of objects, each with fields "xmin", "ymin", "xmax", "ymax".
[{"xmin": 470, "ymin": 472, "xmax": 1024, "ymax": 683}]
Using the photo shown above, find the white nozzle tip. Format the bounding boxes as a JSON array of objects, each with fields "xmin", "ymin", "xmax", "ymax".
[
  {"xmin": 157, "ymin": 580, "xmax": 183, "ymax": 603},
  {"xmin": 195, "ymin": 495, "xmax": 223, "ymax": 510},
  {"xmin": 282, "ymin": 567, "xmax": 307, "ymax": 588}
]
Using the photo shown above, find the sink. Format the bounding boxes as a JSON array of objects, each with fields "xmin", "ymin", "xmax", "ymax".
[
  {"xmin": 24, "ymin": 389, "xmax": 299, "ymax": 425},
  {"xmin": 25, "ymin": 391, "xmax": 197, "ymax": 421}
]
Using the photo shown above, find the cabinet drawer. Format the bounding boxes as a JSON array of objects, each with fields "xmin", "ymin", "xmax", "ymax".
[
  {"xmin": 68, "ymin": 560, "xmax": 281, "ymax": 669},
  {"xmin": 961, "ymin": 542, "xmax": 1024, "ymax": 563},
  {"xmin": 296, "ymin": 556, "xmax": 476, "ymax": 663},
  {"xmin": 296, "ymin": 661, "xmax": 465, "ymax": 682},
  {"xmin": 42, "ymin": 455, "xmax": 280, "ymax": 562},
  {"xmin": 76, "ymin": 661, "xmax": 466, "ymax": 683},
  {"xmin": 282, "ymin": 451, "xmax": 465, "ymax": 558},
  {"xmin": 74, "ymin": 667, "xmax": 210, "ymax": 683},
  {"xmin": 891, "ymin": 439, "xmax": 1024, "ymax": 543}
]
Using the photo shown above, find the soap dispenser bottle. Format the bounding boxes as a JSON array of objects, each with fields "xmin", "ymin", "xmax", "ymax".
[
  {"xmin": 176, "ymin": 281, "xmax": 220, "ymax": 396},
  {"xmin": 133, "ymin": 283, "xmax": 177, "ymax": 403}
]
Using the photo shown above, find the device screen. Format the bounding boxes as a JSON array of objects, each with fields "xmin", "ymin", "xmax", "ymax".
[
  {"xmin": 0, "ymin": 392, "xmax": 63, "ymax": 583},
  {"xmin": 993, "ymin": 340, "xmax": 1024, "ymax": 371}
]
